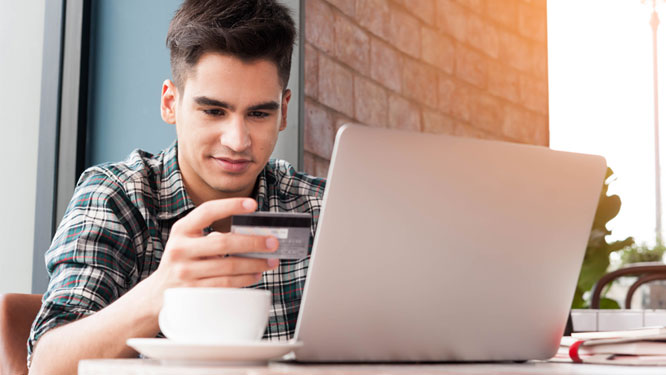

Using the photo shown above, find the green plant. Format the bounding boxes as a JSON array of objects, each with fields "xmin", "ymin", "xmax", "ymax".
[
  {"xmin": 571, "ymin": 167, "xmax": 634, "ymax": 309},
  {"xmin": 620, "ymin": 242, "xmax": 666, "ymax": 265}
]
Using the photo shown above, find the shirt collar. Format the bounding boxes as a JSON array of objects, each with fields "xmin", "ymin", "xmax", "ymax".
[
  {"xmin": 157, "ymin": 141, "xmax": 195, "ymax": 221},
  {"xmin": 253, "ymin": 165, "xmax": 270, "ymax": 212}
]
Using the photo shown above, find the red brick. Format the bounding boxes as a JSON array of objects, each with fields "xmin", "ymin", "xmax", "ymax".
[
  {"xmin": 390, "ymin": 8, "xmax": 421, "ymax": 58},
  {"xmin": 502, "ymin": 104, "xmax": 536, "ymax": 143},
  {"xmin": 515, "ymin": 121, "xmax": 545, "ymax": 145},
  {"xmin": 501, "ymin": 104, "xmax": 525, "ymax": 140},
  {"xmin": 327, "ymin": 0, "xmax": 356, "ymax": 17},
  {"xmin": 454, "ymin": 123, "xmax": 489, "ymax": 139},
  {"xmin": 456, "ymin": 0, "xmax": 484, "ymax": 11},
  {"xmin": 388, "ymin": 94, "xmax": 421, "ymax": 131},
  {"xmin": 519, "ymin": 75, "xmax": 548, "ymax": 114},
  {"xmin": 335, "ymin": 115, "xmax": 356, "ymax": 132},
  {"xmin": 304, "ymin": 100, "xmax": 336, "ymax": 159},
  {"xmin": 532, "ymin": 44, "xmax": 548, "ymax": 79},
  {"xmin": 370, "ymin": 37, "xmax": 402, "ymax": 92},
  {"xmin": 488, "ymin": 62, "xmax": 520, "ymax": 103},
  {"xmin": 304, "ymin": 152, "xmax": 331, "ymax": 178},
  {"xmin": 318, "ymin": 54, "xmax": 354, "ymax": 117},
  {"xmin": 304, "ymin": 43, "xmax": 318, "ymax": 99},
  {"xmin": 449, "ymin": 84, "xmax": 475, "ymax": 124},
  {"xmin": 354, "ymin": 75, "xmax": 388, "ymax": 127},
  {"xmin": 334, "ymin": 12, "xmax": 370, "ymax": 75},
  {"xmin": 437, "ymin": 74, "xmax": 456, "ymax": 115},
  {"xmin": 485, "ymin": 0, "xmax": 517, "ymax": 29},
  {"xmin": 518, "ymin": 1, "xmax": 547, "ymax": 42},
  {"xmin": 532, "ymin": 113, "xmax": 549, "ymax": 146},
  {"xmin": 455, "ymin": 44, "xmax": 488, "ymax": 88},
  {"xmin": 523, "ymin": 0, "xmax": 546, "ymax": 9},
  {"xmin": 466, "ymin": 14, "xmax": 499, "ymax": 58},
  {"xmin": 436, "ymin": 0, "xmax": 467, "ymax": 42},
  {"xmin": 498, "ymin": 30, "xmax": 532, "ymax": 72},
  {"xmin": 421, "ymin": 27, "xmax": 455, "ymax": 74},
  {"xmin": 474, "ymin": 101, "xmax": 503, "ymax": 135},
  {"xmin": 303, "ymin": 152, "xmax": 317, "ymax": 176},
  {"xmin": 356, "ymin": 0, "xmax": 391, "ymax": 40},
  {"xmin": 305, "ymin": 0, "xmax": 335, "ymax": 54},
  {"xmin": 423, "ymin": 110, "xmax": 456, "ymax": 134},
  {"xmin": 314, "ymin": 157, "xmax": 331, "ymax": 178},
  {"xmin": 469, "ymin": 93, "xmax": 504, "ymax": 134},
  {"xmin": 402, "ymin": 58, "xmax": 438, "ymax": 108},
  {"xmin": 403, "ymin": 0, "xmax": 435, "ymax": 25}
]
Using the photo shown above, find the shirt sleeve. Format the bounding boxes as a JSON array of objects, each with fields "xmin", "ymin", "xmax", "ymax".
[{"xmin": 28, "ymin": 168, "xmax": 142, "ymax": 363}]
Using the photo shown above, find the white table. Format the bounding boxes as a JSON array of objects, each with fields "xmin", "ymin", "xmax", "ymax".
[{"xmin": 79, "ymin": 359, "xmax": 666, "ymax": 375}]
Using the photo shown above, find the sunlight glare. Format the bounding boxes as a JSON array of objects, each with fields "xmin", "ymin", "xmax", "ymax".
[{"xmin": 549, "ymin": 0, "xmax": 666, "ymax": 245}]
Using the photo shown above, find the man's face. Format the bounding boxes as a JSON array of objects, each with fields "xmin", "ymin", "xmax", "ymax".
[{"xmin": 161, "ymin": 53, "xmax": 290, "ymax": 203}]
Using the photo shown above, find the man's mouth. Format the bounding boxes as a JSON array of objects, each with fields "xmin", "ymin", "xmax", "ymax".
[{"xmin": 211, "ymin": 157, "xmax": 252, "ymax": 173}]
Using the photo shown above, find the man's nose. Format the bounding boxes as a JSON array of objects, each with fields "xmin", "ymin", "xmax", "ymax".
[{"xmin": 220, "ymin": 115, "xmax": 251, "ymax": 152}]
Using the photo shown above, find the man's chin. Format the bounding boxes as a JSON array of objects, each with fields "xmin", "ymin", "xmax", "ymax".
[
  {"xmin": 210, "ymin": 184, "xmax": 250, "ymax": 195},
  {"xmin": 207, "ymin": 177, "xmax": 256, "ymax": 197},
  {"xmin": 201, "ymin": 166, "xmax": 262, "ymax": 197}
]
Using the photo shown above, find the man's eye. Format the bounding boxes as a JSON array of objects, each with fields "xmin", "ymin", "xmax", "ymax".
[
  {"xmin": 203, "ymin": 109, "xmax": 224, "ymax": 116},
  {"xmin": 249, "ymin": 111, "xmax": 269, "ymax": 119}
]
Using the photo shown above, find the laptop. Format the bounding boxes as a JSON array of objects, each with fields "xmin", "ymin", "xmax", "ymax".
[{"xmin": 291, "ymin": 124, "xmax": 606, "ymax": 362}]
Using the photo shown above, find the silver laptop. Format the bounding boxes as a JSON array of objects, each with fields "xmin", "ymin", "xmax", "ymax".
[{"xmin": 292, "ymin": 124, "xmax": 606, "ymax": 362}]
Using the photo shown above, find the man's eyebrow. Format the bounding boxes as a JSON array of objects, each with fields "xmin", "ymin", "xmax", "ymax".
[
  {"xmin": 248, "ymin": 101, "xmax": 280, "ymax": 111},
  {"xmin": 193, "ymin": 97, "xmax": 279, "ymax": 112},
  {"xmin": 194, "ymin": 96, "xmax": 233, "ymax": 110}
]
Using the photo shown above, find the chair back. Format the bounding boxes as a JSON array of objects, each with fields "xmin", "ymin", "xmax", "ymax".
[
  {"xmin": 0, "ymin": 293, "xmax": 42, "ymax": 375},
  {"xmin": 590, "ymin": 263, "xmax": 666, "ymax": 309}
]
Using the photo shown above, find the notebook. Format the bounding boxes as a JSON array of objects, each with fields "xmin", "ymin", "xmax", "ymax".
[{"xmin": 292, "ymin": 124, "xmax": 607, "ymax": 362}]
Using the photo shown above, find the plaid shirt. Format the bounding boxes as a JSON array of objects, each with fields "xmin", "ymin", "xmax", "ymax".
[{"xmin": 28, "ymin": 142, "xmax": 326, "ymax": 360}]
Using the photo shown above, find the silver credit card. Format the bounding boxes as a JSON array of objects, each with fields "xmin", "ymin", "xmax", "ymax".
[{"xmin": 231, "ymin": 212, "xmax": 311, "ymax": 259}]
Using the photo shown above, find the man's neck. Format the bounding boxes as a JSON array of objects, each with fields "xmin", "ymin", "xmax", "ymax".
[
  {"xmin": 181, "ymin": 175, "xmax": 258, "ymax": 233},
  {"xmin": 185, "ymin": 183, "xmax": 253, "ymax": 207}
]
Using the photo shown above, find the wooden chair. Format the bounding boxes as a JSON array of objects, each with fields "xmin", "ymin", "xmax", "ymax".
[
  {"xmin": 590, "ymin": 263, "xmax": 666, "ymax": 309},
  {"xmin": 0, "ymin": 293, "xmax": 43, "ymax": 375}
]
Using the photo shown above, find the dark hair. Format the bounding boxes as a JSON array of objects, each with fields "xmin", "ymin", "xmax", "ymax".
[{"xmin": 166, "ymin": 0, "xmax": 296, "ymax": 90}]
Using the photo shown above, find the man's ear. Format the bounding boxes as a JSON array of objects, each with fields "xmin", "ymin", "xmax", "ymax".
[
  {"xmin": 279, "ymin": 89, "xmax": 291, "ymax": 132},
  {"xmin": 161, "ymin": 79, "xmax": 178, "ymax": 124}
]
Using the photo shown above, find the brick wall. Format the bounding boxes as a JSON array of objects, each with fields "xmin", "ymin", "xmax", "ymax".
[{"xmin": 302, "ymin": 0, "xmax": 549, "ymax": 177}]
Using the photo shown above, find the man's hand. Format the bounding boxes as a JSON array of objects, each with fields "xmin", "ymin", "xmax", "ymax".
[
  {"xmin": 29, "ymin": 198, "xmax": 280, "ymax": 375},
  {"xmin": 152, "ymin": 198, "xmax": 280, "ymax": 295}
]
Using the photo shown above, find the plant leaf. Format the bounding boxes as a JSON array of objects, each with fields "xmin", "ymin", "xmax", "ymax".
[
  {"xmin": 607, "ymin": 237, "xmax": 635, "ymax": 254},
  {"xmin": 593, "ymin": 194, "xmax": 621, "ymax": 229},
  {"xmin": 599, "ymin": 297, "xmax": 621, "ymax": 309},
  {"xmin": 578, "ymin": 249, "xmax": 611, "ymax": 292}
]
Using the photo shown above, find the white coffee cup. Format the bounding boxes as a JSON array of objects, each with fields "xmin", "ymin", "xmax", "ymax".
[{"xmin": 159, "ymin": 288, "xmax": 271, "ymax": 343}]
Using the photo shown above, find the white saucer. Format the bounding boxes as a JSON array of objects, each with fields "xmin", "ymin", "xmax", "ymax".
[{"xmin": 126, "ymin": 338, "xmax": 302, "ymax": 365}]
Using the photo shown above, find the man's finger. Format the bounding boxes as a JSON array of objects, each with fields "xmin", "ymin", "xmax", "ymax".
[
  {"xmin": 172, "ymin": 198, "xmax": 257, "ymax": 235},
  {"xmin": 179, "ymin": 232, "xmax": 279, "ymax": 258},
  {"xmin": 176, "ymin": 256, "xmax": 278, "ymax": 280}
]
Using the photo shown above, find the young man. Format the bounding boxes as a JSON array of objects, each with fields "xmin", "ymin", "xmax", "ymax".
[{"xmin": 28, "ymin": 1, "xmax": 325, "ymax": 373}]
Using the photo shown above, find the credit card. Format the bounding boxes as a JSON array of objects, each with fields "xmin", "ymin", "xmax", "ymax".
[{"xmin": 231, "ymin": 212, "xmax": 312, "ymax": 259}]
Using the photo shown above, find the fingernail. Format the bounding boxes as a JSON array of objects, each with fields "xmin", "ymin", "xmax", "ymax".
[
  {"xmin": 243, "ymin": 199, "xmax": 255, "ymax": 210},
  {"xmin": 267, "ymin": 258, "xmax": 279, "ymax": 268},
  {"xmin": 266, "ymin": 237, "xmax": 279, "ymax": 250}
]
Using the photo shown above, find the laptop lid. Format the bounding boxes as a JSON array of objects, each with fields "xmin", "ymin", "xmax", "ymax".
[{"xmin": 293, "ymin": 124, "xmax": 606, "ymax": 362}]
